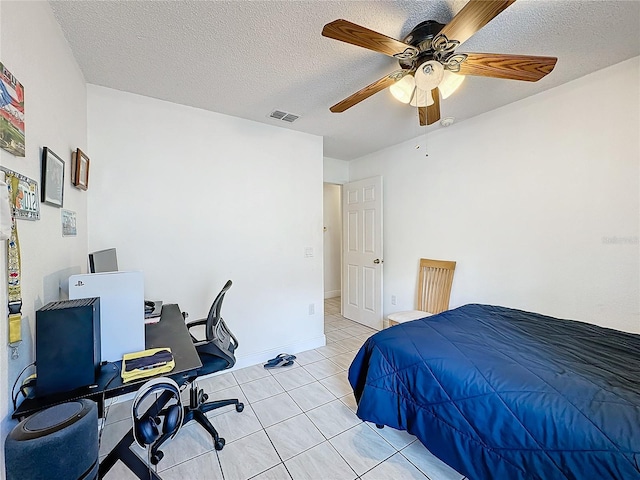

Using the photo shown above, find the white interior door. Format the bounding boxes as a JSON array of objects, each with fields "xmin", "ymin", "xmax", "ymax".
[{"xmin": 342, "ymin": 176, "xmax": 383, "ymax": 330}]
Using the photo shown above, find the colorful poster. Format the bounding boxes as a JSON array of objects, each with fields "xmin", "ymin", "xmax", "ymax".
[{"xmin": 0, "ymin": 62, "xmax": 25, "ymax": 157}]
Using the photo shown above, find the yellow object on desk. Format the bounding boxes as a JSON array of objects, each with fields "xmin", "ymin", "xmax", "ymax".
[{"xmin": 121, "ymin": 347, "xmax": 175, "ymax": 383}]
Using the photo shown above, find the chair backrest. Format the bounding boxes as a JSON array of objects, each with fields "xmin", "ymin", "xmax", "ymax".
[
  {"xmin": 416, "ymin": 258, "xmax": 456, "ymax": 314},
  {"xmin": 200, "ymin": 280, "xmax": 238, "ymax": 368},
  {"xmin": 204, "ymin": 279, "xmax": 232, "ymax": 341}
]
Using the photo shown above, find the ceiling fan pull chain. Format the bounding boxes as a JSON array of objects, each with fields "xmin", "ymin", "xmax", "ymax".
[
  {"xmin": 414, "ymin": 108, "xmax": 429, "ymax": 157},
  {"xmin": 422, "ymin": 116, "xmax": 429, "ymax": 157}
]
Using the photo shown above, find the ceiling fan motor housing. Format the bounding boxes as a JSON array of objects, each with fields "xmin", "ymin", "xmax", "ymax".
[{"xmin": 399, "ymin": 20, "xmax": 446, "ymax": 69}]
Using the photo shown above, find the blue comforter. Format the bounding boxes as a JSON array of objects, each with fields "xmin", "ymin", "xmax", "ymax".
[{"xmin": 349, "ymin": 304, "xmax": 640, "ymax": 480}]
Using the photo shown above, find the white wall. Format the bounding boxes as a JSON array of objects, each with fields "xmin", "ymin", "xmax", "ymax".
[
  {"xmin": 323, "ymin": 183, "xmax": 341, "ymax": 298},
  {"xmin": 87, "ymin": 86, "xmax": 325, "ymax": 367},
  {"xmin": 323, "ymin": 156, "xmax": 349, "ymax": 184},
  {"xmin": 350, "ymin": 57, "xmax": 640, "ymax": 333},
  {"xmin": 0, "ymin": 1, "xmax": 88, "ymax": 473}
]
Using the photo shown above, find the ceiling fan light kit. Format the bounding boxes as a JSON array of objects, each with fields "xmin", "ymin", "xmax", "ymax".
[
  {"xmin": 390, "ymin": 63, "xmax": 463, "ymax": 106},
  {"xmin": 439, "ymin": 71, "xmax": 465, "ymax": 99},
  {"xmin": 409, "ymin": 88, "xmax": 434, "ymax": 108},
  {"xmin": 389, "ymin": 75, "xmax": 416, "ymax": 104},
  {"xmin": 414, "ymin": 60, "xmax": 444, "ymax": 91},
  {"xmin": 322, "ymin": 0, "xmax": 557, "ymax": 127}
]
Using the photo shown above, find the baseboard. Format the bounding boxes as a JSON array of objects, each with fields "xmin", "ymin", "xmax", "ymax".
[
  {"xmin": 324, "ymin": 290, "xmax": 340, "ymax": 299},
  {"xmin": 232, "ymin": 334, "xmax": 326, "ymax": 370}
]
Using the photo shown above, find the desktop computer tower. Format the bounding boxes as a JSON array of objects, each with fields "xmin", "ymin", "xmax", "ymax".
[{"xmin": 35, "ymin": 298, "xmax": 101, "ymax": 397}]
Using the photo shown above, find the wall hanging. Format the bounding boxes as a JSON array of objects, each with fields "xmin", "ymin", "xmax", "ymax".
[
  {"xmin": 0, "ymin": 167, "xmax": 39, "ymax": 220},
  {"xmin": 72, "ymin": 148, "xmax": 90, "ymax": 190},
  {"xmin": 61, "ymin": 209, "xmax": 77, "ymax": 237},
  {"xmin": 0, "ymin": 62, "xmax": 25, "ymax": 157},
  {"xmin": 41, "ymin": 147, "xmax": 64, "ymax": 207}
]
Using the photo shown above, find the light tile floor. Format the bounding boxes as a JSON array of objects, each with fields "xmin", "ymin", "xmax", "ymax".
[{"xmin": 100, "ymin": 297, "xmax": 466, "ymax": 480}]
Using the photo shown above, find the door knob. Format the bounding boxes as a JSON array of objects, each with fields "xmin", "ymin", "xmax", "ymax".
[{"xmin": 373, "ymin": 259, "xmax": 383, "ymax": 264}]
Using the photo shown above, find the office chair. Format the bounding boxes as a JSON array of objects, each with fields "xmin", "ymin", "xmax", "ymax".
[
  {"xmin": 183, "ymin": 280, "xmax": 244, "ymax": 451},
  {"xmin": 387, "ymin": 258, "xmax": 456, "ymax": 327}
]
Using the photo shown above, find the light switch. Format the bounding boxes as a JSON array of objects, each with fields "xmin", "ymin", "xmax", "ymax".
[{"xmin": 304, "ymin": 247, "xmax": 314, "ymax": 258}]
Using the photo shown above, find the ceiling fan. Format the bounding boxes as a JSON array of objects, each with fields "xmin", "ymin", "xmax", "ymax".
[{"xmin": 322, "ymin": 0, "xmax": 557, "ymax": 126}]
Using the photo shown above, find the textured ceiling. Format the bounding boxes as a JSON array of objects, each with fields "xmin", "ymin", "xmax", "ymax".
[{"xmin": 49, "ymin": 0, "xmax": 640, "ymax": 160}]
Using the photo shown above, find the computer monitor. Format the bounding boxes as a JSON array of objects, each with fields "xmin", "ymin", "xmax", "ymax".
[{"xmin": 88, "ymin": 248, "xmax": 118, "ymax": 273}]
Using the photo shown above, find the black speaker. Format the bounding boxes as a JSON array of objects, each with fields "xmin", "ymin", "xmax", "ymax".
[
  {"xmin": 5, "ymin": 399, "xmax": 98, "ymax": 480},
  {"xmin": 36, "ymin": 298, "xmax": 101, "ymax": 396}
]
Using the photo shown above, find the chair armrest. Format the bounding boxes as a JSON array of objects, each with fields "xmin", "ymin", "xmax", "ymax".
[
  {"xmin": 186, "ymin": 317, "xmax": 207, "ymax": 344},
  {"xmin": 186, "ymin": 318, "xmax": 207, "ymax": 329}
]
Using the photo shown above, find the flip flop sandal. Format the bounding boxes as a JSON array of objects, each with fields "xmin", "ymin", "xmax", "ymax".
[
  {"xmin": 266, "ymin": 353, "xmax": 296, "ymax": 364},
  {"xmin": 264, "ymin": 354, "xmax": 297, "ymax": 369},
  {"xmin": 264, "ymin": 357, "xmax": 292, "ymax": 369}
]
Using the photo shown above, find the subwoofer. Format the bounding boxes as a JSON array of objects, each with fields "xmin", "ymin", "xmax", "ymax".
[{"xmin": 5, "ymin": 399, "xmax": 98, "ymax": 480}]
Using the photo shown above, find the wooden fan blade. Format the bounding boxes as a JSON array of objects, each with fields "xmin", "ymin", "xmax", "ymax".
[
  {"xmin": 322, "ymin": 19, "xmax": 418, "ymax": 59},
  {"xmin": 439, "ymin": 0, "xmax": 516, "ymax": 46},
  {"xmin": 426, "ymin": 88, "xmax": 441, "ymax": 125},
  {"xmin": 418, "ymin": 107, "xmax": 427, "ymax": 126},
  {"xmin": 456, "ymin": 53, "xmax": 557, "ymax": 81},
  {"xmin": 418, "ymin": 89, "xmax": 441, "ymax": 126},
  {"xmin": 330, "ymin": 70, "xmax": 405, "ymax": 113}
]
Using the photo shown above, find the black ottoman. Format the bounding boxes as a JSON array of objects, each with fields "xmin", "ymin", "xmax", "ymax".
[{"xmin": 5, "ymin": 399, "xmax": 98, "ymax": 480}]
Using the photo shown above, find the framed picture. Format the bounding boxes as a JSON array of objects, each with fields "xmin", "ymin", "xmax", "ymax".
[
  {"xmin": 0, "ymin": 167, "xmax": 40, "ymax": 220},
  {"xmin": 41, "ymin": 147, "xmax": 64, "ymax": 207},
  {"xmin": 61, "ymin": 209, "xmax": 77, "ymax": 236},
  {"xmin": 73, "ymin": 148, "xmax": 90, "ymax": 190}
]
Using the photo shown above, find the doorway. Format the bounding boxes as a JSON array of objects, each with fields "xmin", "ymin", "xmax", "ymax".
[{"xmin": 323, "ymin": 183, "xmax": 342, "ymax": 305}]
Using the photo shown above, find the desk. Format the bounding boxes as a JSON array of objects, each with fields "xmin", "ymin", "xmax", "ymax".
[
  {"xmin": 12, "ymin": 304, "xmax": 201, "ymax": 480},
  {"xmin": 13, "ymin": 304, "xmax": 201, "ymax": 419}
]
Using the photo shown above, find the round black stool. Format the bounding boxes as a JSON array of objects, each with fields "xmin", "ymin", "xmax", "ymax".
[{"xmin": 5, "ymin": 399, "xmax": 98, "ymax": 480}]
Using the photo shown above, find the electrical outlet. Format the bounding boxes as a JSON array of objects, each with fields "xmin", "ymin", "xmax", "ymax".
[
  {"xmin": 308, "ymin": 303, "xmax": 315, "ymax": 315},
  {"xmin": 391, "ymin": 295, "xmax": 397, "ymax": 306}
]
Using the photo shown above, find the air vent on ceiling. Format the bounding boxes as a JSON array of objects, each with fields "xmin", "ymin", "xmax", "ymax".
[{"xmin": 269, "ymin": 110, "xmax": 300, "ymax": 123}]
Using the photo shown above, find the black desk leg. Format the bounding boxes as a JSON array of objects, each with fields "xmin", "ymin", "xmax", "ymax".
[{"xmin": 99, "ymin": 429, "xmax": 161, "ymax": 480}]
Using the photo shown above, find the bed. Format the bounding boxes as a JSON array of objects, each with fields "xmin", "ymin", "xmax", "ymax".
[{"xmin": 348, "ymin": 304, "xmax": 640, "ymax": 480}]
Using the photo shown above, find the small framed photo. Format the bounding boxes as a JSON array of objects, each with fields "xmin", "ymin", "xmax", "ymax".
[
  {"xmin": 61, "ymin": 209, "xmax": 77, "ymax": 236},
  {"xmin": 41, "ymin": 147, "xmax": 64, "ymax": 207},
  {"xmin": 73, "ymin": 148, "xmax": 90, "ymax": 190}
]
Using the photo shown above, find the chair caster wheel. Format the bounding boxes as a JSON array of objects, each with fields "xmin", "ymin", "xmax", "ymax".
[
  {"xmin": 236, "ymin": 403, "xmax": 244, "ymax": 412},
  {"xmin": 376, "ymin": 424, "xmax": 384, "ymax": 429},
  {"xmin": 214, "ymin": 438, "xmax": 225, "ymax": 451},
  {"xmin": 150, "ymin": 451, "xmax": 164, "ymax": 465},
  {"xmin": 203, "ymin": 393, "xmax": 209, "ymax": 401}
]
